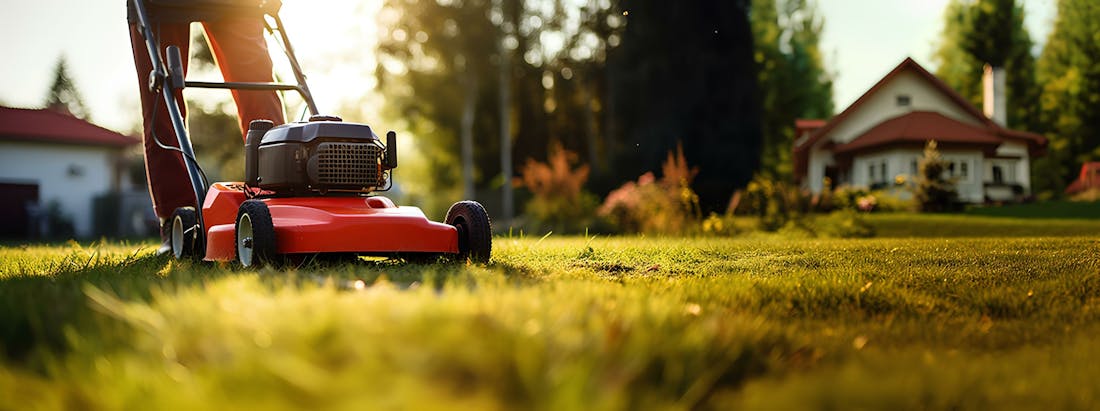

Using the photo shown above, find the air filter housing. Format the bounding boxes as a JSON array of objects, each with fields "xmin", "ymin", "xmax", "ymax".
[{"xmin": 245, "ymin": 117, "xmax": 393, "ymax": 196}]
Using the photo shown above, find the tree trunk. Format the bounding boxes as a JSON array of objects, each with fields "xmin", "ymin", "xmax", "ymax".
[
  {"xmin": 583, "ymin": 76, "xmax": 600, "ymax": 170},
  {"xmin": 461, "ymin": 70, "xmax": 479, "ymax": 200},
  {"xmin": 498, "ymin": 33, "xmax": 514, "ymax": 223}
]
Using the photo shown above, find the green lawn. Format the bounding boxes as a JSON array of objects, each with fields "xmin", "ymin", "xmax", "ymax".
[
  {"xmin": 2, "ymin": 214, "xmax": 1099, "ymax": 410},
  {"xmin": 965, "ymin": 200, "xmax": 1100, "ymax": 220}
]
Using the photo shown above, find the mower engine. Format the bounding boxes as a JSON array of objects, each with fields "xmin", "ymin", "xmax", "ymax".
[{"xmin": 244, "ymin": 115, "xmax": 396, "ymax": 196}]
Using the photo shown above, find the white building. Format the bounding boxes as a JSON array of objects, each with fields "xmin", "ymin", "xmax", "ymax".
[
  {"xmin": 0, "ymin": 106, "xmax": 141, "ymax": 238},
  {"xmin": 793, "ymin": 58, "xmax": 1046, "ymax": 203}
]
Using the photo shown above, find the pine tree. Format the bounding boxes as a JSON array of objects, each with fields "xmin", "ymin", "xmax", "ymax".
[
  {"xmin": 914, "ymin": 141, "xmax": 959, "ymax": 212},
  {"xmin": 44, "ymin": 56, "xmax": 91, "ymax": 120},
  {"xmin": 932, "ymin": 0, "xmax": 1038, "ymax": 130},
  {"xmin": 608, "ymin": 0, "xmax": 761, "ymax": 212}
]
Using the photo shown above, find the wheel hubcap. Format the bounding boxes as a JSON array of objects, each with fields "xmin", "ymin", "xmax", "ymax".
[
  {"xmin": 171, "ymin": 216, "xmax": 184, "ymax": 258},
  {"xmin": 238, "ymin": 213, "xmax": 254, "ymax": 266}
]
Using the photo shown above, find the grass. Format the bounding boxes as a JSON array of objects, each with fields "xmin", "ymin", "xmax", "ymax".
[
  {"xmin": 965, "ymin": 200, "xmax": 1100, "ymax": 220},
  {"xmin": 1, "ymin": 213, "xmax": 1099, "ymax": 410}
]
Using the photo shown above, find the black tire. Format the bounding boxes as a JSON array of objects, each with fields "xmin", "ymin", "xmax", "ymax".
[
  {"xmin": 445, "ymin": 201, "xmax": 492, "ymax": 263},
  {"xmin": 236, "ymin": 200, "xmax": 277, "ymax": 268},
  {"xmin": 169, "ymin": 207, "xmax": 201, "ymax": 260}
]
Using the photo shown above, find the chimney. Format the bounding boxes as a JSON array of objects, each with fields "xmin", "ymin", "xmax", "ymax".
[{"xmin": 982, "ymin": 64, "xmax": 1006, "ymax": 126}]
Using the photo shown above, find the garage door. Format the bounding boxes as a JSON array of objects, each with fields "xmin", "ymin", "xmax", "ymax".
[{"xmin": 0, "ymin": 182, "xmax": 39, "ymax": 238}]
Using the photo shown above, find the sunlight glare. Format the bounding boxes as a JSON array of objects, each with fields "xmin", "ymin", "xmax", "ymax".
[{"xmin": 274, "ymin": 0, "xmax": 382, "ymax": 121}]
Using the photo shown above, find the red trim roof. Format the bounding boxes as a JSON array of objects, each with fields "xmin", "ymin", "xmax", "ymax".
[
  {"xmin": 795, "ymin": 119, "xmax": 826, "ymax": 130},
  {"xmin": 834, "ymin": 111, "xmax": 1002, "ymax": 154},
  {"xmin": 0, "ymin": 106, "xmax": 138, "ymax": 147}
]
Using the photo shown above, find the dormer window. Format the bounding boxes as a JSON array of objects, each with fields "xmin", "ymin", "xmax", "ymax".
[{"xmin": 896, "ymin": 95, "xmax": 911, "ymax": 107}]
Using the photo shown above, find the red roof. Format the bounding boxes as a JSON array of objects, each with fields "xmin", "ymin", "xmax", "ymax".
[
  {"xmin": 834, "ymin": 111, "xmax": 1002, "ymax": 154},
  {"xmin": 0, "ymin": 106, "xmax": 138, "ymax": 147}
]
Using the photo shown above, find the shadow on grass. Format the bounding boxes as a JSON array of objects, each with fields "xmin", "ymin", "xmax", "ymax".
[{"xmin": 0, "ymin": 251, "xmax": 177, "ymax": 365}]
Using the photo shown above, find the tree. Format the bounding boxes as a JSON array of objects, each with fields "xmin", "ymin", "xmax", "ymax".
[
  {"xmin": 375, "ymin": 0, "xmax": 622, "ymax": 218},
  {"xmin": 751, "ymin": 0, "xmax": 834, "ymax": 179},
  {"xmin": 44, "ymin": 56, "xmax": 91, "ymax": 120},
  {"xmin": 375, "ymin": 0, "xmax": 501, "ymax": 214},
  {"xmin": 932, "ymin": 0, "xmax": 1039, "ymax": 131},
  {"xmin": 913, "ymin": 141, "xmax": 959, "ymax": 212},
  {"xmin": 607, "ymin": 0, "xmax": 762, "ymax": 212},
  {"xmin": 1035, "ymin": 0, "xmax": 1100, "ymax": 196}
]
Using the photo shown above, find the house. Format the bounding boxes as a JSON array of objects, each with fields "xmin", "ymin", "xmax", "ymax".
[
  {"xmin": 793, "ymin": 58, "xmax": 1046, "ymax": 203},
  {"xmin": 0, "ymin": 106, "xmax": 146, "ymax": 238}
]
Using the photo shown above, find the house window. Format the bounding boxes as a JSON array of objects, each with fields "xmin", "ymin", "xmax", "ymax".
[
  {"xmin": 868, "ymin": 164, "xmax": 875, "ymax": 182},
  {"xmin": 896, "ymin": 95, "xmax": 911, "ymax": 107},
  {"xmin": 910, "ymin": 159, "xmax": 918, "ymax": 176},
  {"xmin": 880, "ymin": 162, "xmax": 887, "ymax": 182},
  {"xmin": 992, "ymin": 166, "xmax": 1004, "ymax": 184},
  {"xmin": 960, "ymin": 162, "xmax": 969, "ymax": 179}
]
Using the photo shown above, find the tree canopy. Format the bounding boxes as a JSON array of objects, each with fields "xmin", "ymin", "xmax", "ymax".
[
  {"xmin": 44, "ymin": 56, "xmax": 91, "ymax": 121},
  {"xmin": 932, "ymin": 0, "xmax": 1038, "ymax": 131},
  {"xmin": 751, "ymin": 0, "xmax": 834, "ymax": 179},
  {"xmin": 1035, "ymin": 0, "xmax": 1100, "ymax": 195}
]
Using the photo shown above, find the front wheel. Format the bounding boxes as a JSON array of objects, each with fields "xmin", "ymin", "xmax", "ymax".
[
  {"xmin": 445, "ymin": 201, "xmax": 492, "ymax": 263},
  {"xmin": 236, "ymin": 200, "xmax": 277, "ymax": 268}
]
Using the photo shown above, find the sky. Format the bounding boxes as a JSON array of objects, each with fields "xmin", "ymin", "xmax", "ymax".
[{"xmin": 0, "ymin": 0, "xmax": 1059, "ymax": 134}]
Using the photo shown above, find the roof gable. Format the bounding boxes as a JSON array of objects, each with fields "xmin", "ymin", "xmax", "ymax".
[
  {"xmin": 0, "ymin": 106, "xmax": 138, "ymax": 147},
  {"xmin": 798, "ymin": 58, "xmax": 991, "ymax": 152}
]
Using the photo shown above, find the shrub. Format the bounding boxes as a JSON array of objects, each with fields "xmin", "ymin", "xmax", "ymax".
[
  {"xmin": 813, "ymin": 209, "xmax": 875, "ymax": 238},
  {"xmin": 599, "ymin": 143, "xmax": 701, "ymax": 235},
  {"xmin": 832, "ymin": 185, "xmax": 909, "ymax": 213},
  {"xmin": 517, "ymin": 144, "xmax": 600, "ymax": 233},
  {"xmin": 913, "ymin": 140, "xmax": 960, "ymax": 212},
  {"xmin": 734, "ymin": 175, "xmax": 811, "ymax": 231},
  {"xmin": 700, "ymin": 213, "xmax": 739, "ymax": 236},
  {"xmin": 868, "ymin": 190, "xmax": 910, "ymax": 212}
]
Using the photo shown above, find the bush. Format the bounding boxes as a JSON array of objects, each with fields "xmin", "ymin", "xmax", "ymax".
[
  {"xmin": 831, "ymin": 186, "xmax": 909, "ymax": 213},
  {"xmin": 700, "ymin": 213, "xmax": 739, "ymax": 236},
  {"xmin": 733, "ymin": 175, "xmax": 810, "ymax": 231},
  {"xmin": 813, "ymin": 209, "xmax": 875, "ymax": 238},
  {"xmin": 599, "ymin": 143, "xmax": 700, "ymax": 235},
  {"xmin": 517, "ymin": 144, "xmax": 600, "ymax": 233},
  {"xmin": 913, "ymin": 141, "xmax": 960, "ymax": 212}
]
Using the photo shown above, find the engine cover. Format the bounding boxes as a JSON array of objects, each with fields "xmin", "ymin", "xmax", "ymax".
[{"xmin": 250, "ymin": 120, "xmax": 387, "ymax": 195}]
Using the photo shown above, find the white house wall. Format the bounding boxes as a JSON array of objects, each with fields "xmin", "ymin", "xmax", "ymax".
[
  {"xmin": 0, "ymin": 141, "xmax": 118, "ymax": 237},
  {"xmin": 849, "ymin": 148, "xmax": 984, "ymax": 202},
  {"xmin": 940, "ymin": 151, "xmax": 985, "ymax": 202},
  {"xmin": 807, "ymin": 147, "xmax": 834, "ymax": 193},
  {"xmin": 851, "ymin": 148, "xmax": 917, "ymax": 187},
  {"xmin": 991, "ymin": 141, "xmax": 1032, "ymax": 192}
]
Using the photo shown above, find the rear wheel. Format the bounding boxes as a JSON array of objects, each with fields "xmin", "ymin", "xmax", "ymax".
[
  {"xmin": 170, "ymin": 207, "xmax": 200, "ymax": 260},
  {"xmin": 236, "ymin": 200, "xmax": 276, "ymax": 268},
  {"xmin": 445, "ymin": 201, "xmax": 492, "ymax": 263}
]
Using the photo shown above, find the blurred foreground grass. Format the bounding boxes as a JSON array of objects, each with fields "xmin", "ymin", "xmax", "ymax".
[{"xmin": 1, "ymin": 214, "xmax": 1099, "ymax": 410}]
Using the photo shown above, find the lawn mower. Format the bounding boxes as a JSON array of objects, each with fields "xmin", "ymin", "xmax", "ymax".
[{"xmin": 132, "ymin": 0, "xmax": 491, "ymax": 267}]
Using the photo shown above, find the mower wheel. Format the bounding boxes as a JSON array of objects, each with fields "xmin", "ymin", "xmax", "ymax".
[
  {"xmin": 445, "ymin": 201, "xmax": 492, "ymax": 263},
  {"xmin": 236, "ymin": 200, "xmax": 277, "ymax": 268},
  {"xmin": 170, "ymin": 207, "xmax": 201, "ymax": 260}
]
